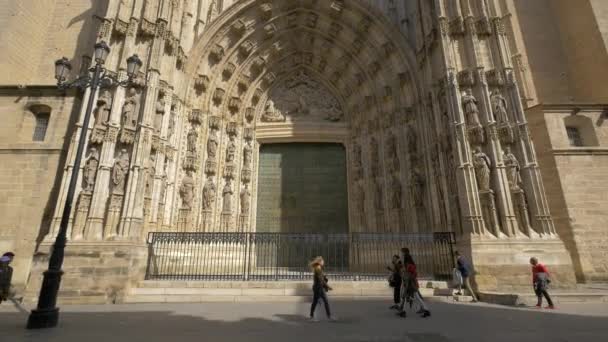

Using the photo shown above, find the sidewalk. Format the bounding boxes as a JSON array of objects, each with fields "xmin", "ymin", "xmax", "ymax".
[{"xmin": 1, "ymin": 299, "xmax": 607, "ymax": 342}]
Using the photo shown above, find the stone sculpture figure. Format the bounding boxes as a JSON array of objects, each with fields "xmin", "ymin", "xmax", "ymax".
[
  {"xmin": 491, "ymin": 90, "xmax": 510, "ymax": 123},
  {"xmin": 473, "ymin": 147, "xmax": 492, "ymax": 191},
  {"xmin": 411, "ymin": 169, "xmax": 425, "ymax": 207},
  {"xmin": 145, "ymin": 154, "xmax": 156, "ymax": 198},
  {"xmin": 461, "ymin": 89, "xmax": 482, "ymax": 126},
  {"xmin": 168, "ymin": 106, "xmax": 176, "ymax": 138},
  {"xmin": 95, "ymin": 90, "xmax": 112, "ymax": 125},
  {"xmin": 83, "ymin": 147, "xmax": 99, "ymax": 192},
  {"xmin": 207, "ymin": 129, "xmax": 219, "ymax": 157},
  {"xmin": 121, "ymin": 87, "xmax": 139, "ymax": 128},
  {"xmin": 187, "ymin": 128, "xmax": 198, "ymax": 153},
  {"xmin": 370, "ymin": 138, "xmax": 380, "ymax": 176},
  {"xmin": 391, "ymin": 175, "xmax": 402, "ymax": 209},
  {"xmin": 503, "ymin": 146, "xmax": 522, "ymax": 189},
  {"xmin": 202, "ymin": 177, "xmax": 216, "ymax": 210},
  {"xmin": 374, "ymin": 180, "xmax": 384, "ymax": 210},
  {"xmin": 222, "ymin": 179, "xmax": 234, "ymax": 213},
  {"xmin": 240, "ymin": 185, "xmax": 251, "ymax": 215},
  {"xmin": 226, "ymin": 137, "xmax": 236, "ymax": 163},
  {"xmin": 179, "ymin": 171, "xmax": 195, "ymax": 209},
  {"xmin": 112, "ymin": 149, "xmax": 130, "ymax": 194},
  {"xmin": 243, "ymin": 141, "xmax": 253, "ymax": 166},
  {"xmin": 154, "ymin": 94, "xmax": 166, "ymax": 134},
  {"xmin": 261, "ymin": 99, "xmax": 285, "ymax": 122}
]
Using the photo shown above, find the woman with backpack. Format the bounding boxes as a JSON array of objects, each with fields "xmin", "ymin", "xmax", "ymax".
[{"xmin": 309, "ymin": 256, "xmax": 337, "ymax": 322}]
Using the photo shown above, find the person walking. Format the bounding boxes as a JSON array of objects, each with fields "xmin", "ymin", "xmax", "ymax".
[
  {"xmin": 0, "ymin": 252, "xmax": 15, "ymax": 304},
  {"xmin": 454, "ymin": 251, "xmax": 478, "ymax": 302},
  {"xmin": 387, "ymin": 254, "xmax": 403, "ymax": 309},
  {"xmin": 530, "ymin": 257, "xmax": 555, "ymax": 309},
  {"xmin": 397, "ymin": 251, "xmax": 431, "ymax": 318},
  {"xmin": 309, "ymin": 256, "xmax": 336, "ymax": 322}
]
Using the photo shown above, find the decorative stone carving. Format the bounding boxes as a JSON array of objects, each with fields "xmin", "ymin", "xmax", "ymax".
[
  {"xmin": 240, "ymin": 185, "xmax": 251, "ymax": 215},
  {"xmin": 222, "ymin": 179, "xmax": 234, "ymax": 213},
  {"xmin": 189, "ymin": 109, "xmax": 203, "ymax": 125},
  {"xmin": 82, "ymin": 147, "xmax": 99, "ymax": 192},
  {"xmin": 209, "ymin": 44, "xmax": 224, "ymax": 62},
  {"xmin": 261, "ymin": 99, "xmax": 285, "ymax": 122},
  {"xmin": 145, "ymin": 154, "xmax": 156, "ymax": 198},
  {"xmin": 411, "ymin": 169, "xmax": 425, "ymax": 207},
  {"xmin": 179, "ymin": 170, "xmax": 195, "ymax": 210},
  {"xmin": 228, "ymin": 97, "xmax": 241, "ymax": 113},
  {"xmin": 202, "ymin": 177, "xmax": 216, "ymax": 210},
  {"xmin": 370, "ymin": 138, "xmax": 380, "ymax": 177},
  {"xmin": 491, "ymin": 90, "xmax": 509, "ymax": 124},
  {"xmin": 225, "ymin": 136, "xmax": 236, "ymax": 163},
  {"xmin": 122, "ymin": 87, "xmax": 139, "ymax": 129},
  {"xmin": 205, "ymin": 160, "xmax": 217, "ymax": 175},
  {"xmin": 391, "ymin": 175, "xmax": 402, "ymax": 209},
  {"xmin": 213, "ymin": 88, "xmax": 225, "ymax": 105},
  {"xmin": 262, "ymin": 70, "xmax": 344, "ymax": 122},
  {"xmin": 187, "ymin": 127, "xmax": 198, "ymax": 153},
  {"xmin": 154, "ymin": 92, "xmax": 166, "ymax": 134},
  {"xmin": 374, "ymin": 180, "xmax": 384, "ymax": 210},
  {"xmin": 245, "ymin": 107, "xmax": 255, "ymax": 123},
  {"xmin": 503, "ymin": 147, "xmax": 522, "ymax": 190},
  {"xmin": 472, "ymin": 147, "xmax": 492, "ymax": 191},
  {"xmin": 112, "ymin": 149, "xmax": 130, "ymax": 195},
  {"xmin": 207, "ymin": 129, "xmax": 219, "ymax": 158},
  {"xmin": 243, "ymin": 140, "xmax": 253, "ymax": 168},
  {"xmin": 95, "ymin": 89, "xmax": 112, "ymax": 126},
  {"xmin": 462, "ymin": 90, "xmax": 481, "ymax": 126},
  {"xmin": 195, "ymin": 75, "xmax": 209, "ymax": 92},
  {"xmin": 386, "ymin": 134, "xmax": 399, "ymax": 172}
]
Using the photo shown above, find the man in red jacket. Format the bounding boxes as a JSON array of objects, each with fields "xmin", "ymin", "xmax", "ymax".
[{"xmin": 530, "ymin": 257, "xmax": 555, "ymax": 309}]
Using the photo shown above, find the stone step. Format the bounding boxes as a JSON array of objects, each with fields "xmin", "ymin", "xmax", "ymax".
[
  {"xmin": 124, "ymin": 280, "xmax": 460, "ymax": 304},
  {"xmin": 479, "ymin": 291, "xmax": 608, "ymax": 306}
]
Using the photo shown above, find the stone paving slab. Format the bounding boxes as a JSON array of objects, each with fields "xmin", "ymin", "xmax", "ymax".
[{"xmin": 1, "ymin": 298, "xmax": 608, "ymax": 342}]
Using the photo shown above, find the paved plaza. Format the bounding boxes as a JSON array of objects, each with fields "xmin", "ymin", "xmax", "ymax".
[{"xmin": 1, "ymin": 299, "xmax": 607, "ymax": 342}]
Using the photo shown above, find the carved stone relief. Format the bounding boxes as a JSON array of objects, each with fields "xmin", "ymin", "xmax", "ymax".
[
  {"xmin": 179, "ymin": 170, "xmax": 195, "ymax": 210},
  {"xmin": 202, "ymin": 177, "xmax": 216, "ymax": 211},
  {"xmin": 240, "ymin": 185, "xmax": 251, "ymax": 215},
  {"xmin": 472, "ymin": 147, "xmax": 492, "ymax": 191},
  {"xmin": 112, "ymin": 149, "xmax": 130, "ymax": 195},
  {"xmin": 83, "ymin": 147, "xmax": 99, "ymax": 192},
  {"xmin": 222, "ymin": 179, "xmax": 234, "ymax": 213},
  {"xmin": 207, "ymin": 129, "xmax": 219, "ymax": 158},
  {"xmin": 261, "ymin": 70, "xmax": 343, "ymax": 123},
  {"xmin": 154, "ymin": 92, "xmax": 166, "ymax": 134}
]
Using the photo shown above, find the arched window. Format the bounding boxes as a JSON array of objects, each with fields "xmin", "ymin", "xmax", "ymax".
[
  {"xmin": 563, "ymin": 115, "xmax": 599, "ymax": 147},
  {"xmin": 29, "ymin": 104, "xmax": 52, "ymax": 142}
]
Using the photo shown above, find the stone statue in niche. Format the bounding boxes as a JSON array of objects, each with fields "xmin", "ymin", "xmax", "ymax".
[
  {"xmin": 503, "ymin": 146, "xmax": 522, "ymax": 190},
  {"xmin": 391, "ymin": 175, "xmax": 402, "ymax": 209},
  {"xmin": 407, "ymin": 121, "xmax": 417, "ymax": 154},
  {"xmin": 370, "ymin": 138, "xmax": 380, "ymax": 177},
  {"xmin": 112, "ymin": 149, "xmax": 130, "ymax": 195},
  {"xmin": 411, "ymin": 169, "xmax": 425, "ymax": 207},
  {"xmin": 179, "ymin": 170, "xmax": 195, "ymax": 210},
  {"xmin": 261, "ymin": 99, "xmax": 286, "ymax": 122},
  {"xmin": 121, "ymin": 87, "xmax": 139, "ymax": 128},
  {"xmin": 491, "ymin": 90, "xmax": 510, "ymax": 124},
  {"xmin": 145, "ymin": 153, "xmax": 156, "ymax": 198},
  {"xmin": 240, "ymin": 185, "xmax": 251, "ymax": 215},
  {"xmin": 386, "ymin": 134, "xmax": 399, "ymax": 171},
  {"xmin": 472, "ymin": 147, "xmax": 492, "ymax": 191},
  {"xmin": 461, "ymin": 89, "xmax": 482, "ymax": 126},
  {"xmin": 154, "ymin": 94, "xmax": 166, "ymax": 134},
  {"xmin": 95, "ymin": 90, "xmax": 112, "ymax": 125},
  {"xmin": 374, "ymin": 180, "xmax": 384, "ymax": 210},
  {"xmin": 226, "ymin": 136, "xmax": 236, "ymax": 163},
  {"xmin": 243, "ymin": 140, "xmax": 253, "ymax": 167},
  {"xmin": 168, "ymin": 105, "xmax": 176, "ymax": 138},
  {"xmin": 207, "ymin": 129, "xmax": 219, "ymax": 158},
  {"xmin": 263, "ymin": 70, "xmax": 344, "ymax": 122},
  {"xmin": 82, "ymin": 147, "xmax": 99, "ymax": 192},
  {"xmin": 187, "ymin": 127, "xmax": 198, "ymax": 153},
  {"xmin": 202, "ymin": 177, "xmax": 216, "ymax": 210},
  {"xmin": 222, "ymin": 179, "xmax": 234, "ymax": 213}
]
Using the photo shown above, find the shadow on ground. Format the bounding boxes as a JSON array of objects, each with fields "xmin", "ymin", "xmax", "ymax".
[{"xmin": 1, "ymin": 299, "xmax": 608, "ymax": 342}]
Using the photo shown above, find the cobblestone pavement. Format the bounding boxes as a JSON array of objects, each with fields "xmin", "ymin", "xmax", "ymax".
[{"xmin": 1, "ymin": 299, "xmax": 607, "ymax": 342}]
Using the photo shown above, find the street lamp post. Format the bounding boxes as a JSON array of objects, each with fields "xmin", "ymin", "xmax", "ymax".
[{"xmin": 27, "ymin": 41, "xmax": 142, "ymax": 329}]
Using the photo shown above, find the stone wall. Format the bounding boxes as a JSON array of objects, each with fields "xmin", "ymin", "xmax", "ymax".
[{"xmin": 0, "ymin": 88, "xmax": 77, "ymax": 289}]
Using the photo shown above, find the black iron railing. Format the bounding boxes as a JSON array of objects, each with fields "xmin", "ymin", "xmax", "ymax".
[{"xmin": 145, "ymin": 232, "xmax": 455, "ymax": 281}]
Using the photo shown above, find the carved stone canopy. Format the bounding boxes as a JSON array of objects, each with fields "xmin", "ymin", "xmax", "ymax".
[{"xmin": 260, "ymin": 70, "xmax": 344, "ymax": 123}]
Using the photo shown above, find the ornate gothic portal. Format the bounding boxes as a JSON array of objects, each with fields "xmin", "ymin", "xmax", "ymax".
[{"xmin": 32, "ymin": 0, "xmax": 578, "ymax": 302}]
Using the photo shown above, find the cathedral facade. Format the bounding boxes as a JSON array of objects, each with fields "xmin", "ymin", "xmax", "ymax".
[{"xmin": 1, "ymin": 0, "xmax": 607, "ymax": 304}]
